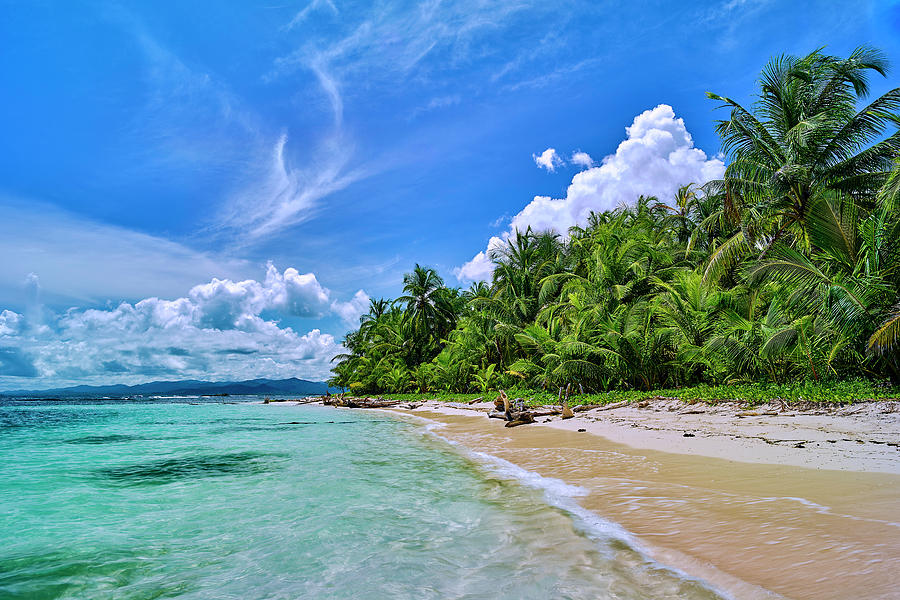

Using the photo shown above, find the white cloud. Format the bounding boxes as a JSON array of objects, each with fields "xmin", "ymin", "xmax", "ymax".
[
  {"xmin": 0, "ymin": 198, "xmax": 251, "ymax": 305},
  {"xmin": 331, "ymin": 290, "xmax": 371, "ymax": 327},
  {"xmin": 217, "ymin": 132, "xmax": 367, "ymax": 243},
  {"xmin": 121, "ymin": 24, "xmax": 264, "ymax": 176},
  {"xmin": 570, "ymin": 151, "xmax": 595, "ymax": 169},
  {"xmin": 286, "ymin": 0, "xmax": 339, "ymax": 30},
  {"xmin": 457, "ymin": 105, "xmax": 725, "ymax": 281},
  {"xmin": 409, "ymin": 94, "xmax": 463, "ymax": 120},
  {"xmin": 59, "ymin": 265, "xmax": 336, "ymax": 335},
  {"xmin": 533, "ymin": 148, "xmax": 563, "ymax": 172},
  {"xmin": 0, "ymin": 310, "xmax": 24, "ymax": 336},
  {"xmin": 0, "ymin": 266, "xmax": 367, "ymax": 389},
  {"xmin": 453, "ymin": 236, "xmax": 504, "ymax": 282},
  {"xmin": 246, "ymin": 2, "xmax": 606, "ymax": 241},
  {"xmin": 186, "ymin": 264, "xmax": 331, "ymax": 329}
]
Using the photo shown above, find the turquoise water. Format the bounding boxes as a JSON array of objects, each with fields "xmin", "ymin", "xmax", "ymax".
[{"xmin": 0, "ymin": 399, "xmax": 723, "ymax": 599}]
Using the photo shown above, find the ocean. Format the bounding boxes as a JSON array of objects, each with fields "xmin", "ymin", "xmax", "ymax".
[{"xmin": 0, "ymin": 398, "xmax": 724, "ymax": 599}]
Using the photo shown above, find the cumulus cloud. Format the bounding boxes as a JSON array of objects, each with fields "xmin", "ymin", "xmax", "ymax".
[
  {"xmin": 331, "ymin": 290, "xmax": 371, "ymax": 327},
  {"xmin": 0, "ymin": 310, "xmax": 24, "ymax": 336},
  {"xmin": 453, "ymin": 236, "xmax": 504, "ymax": 282},
  {"xmin": 570, "ymin": 151, "xmax": 595, "ymax": 169},
  {"xmin": 188, "ymin": 264, "xmax": 331, "ymax": 329},
  {"xmin": 533, "ymin": 148, "xmax": 564, "ymax": 172},
  {"xmin": 0, "ymin": 266, "xmax": 368, "ymax": 389},
  {"xmin": 457, "ymin": 105, "xmax": 725, "ymax": 281}
]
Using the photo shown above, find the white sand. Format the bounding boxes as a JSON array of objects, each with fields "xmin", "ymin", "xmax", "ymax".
[{"xmin": 399, "ymin": 398, "xmax": 900, "ymax": 474}]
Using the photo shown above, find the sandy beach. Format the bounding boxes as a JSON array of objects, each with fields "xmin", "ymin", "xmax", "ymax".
[{"xmin": 379, "ymin": 399, "xmax": 900, "ymax": 600}]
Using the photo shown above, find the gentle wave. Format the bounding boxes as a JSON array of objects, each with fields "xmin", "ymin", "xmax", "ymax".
[{"xmin": 416, "ymin": 415, "xmax": 735, "ymax": 599}]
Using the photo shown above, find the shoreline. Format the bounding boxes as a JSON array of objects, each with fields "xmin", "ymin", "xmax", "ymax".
[
  {"xmin": 390, "ymin": 404, "xmax": 900, "ymax": 600},
  {"xmin": 285, "ymin": 397, "xmax": 900, "ymax": 599},
  {"xmin": 394, "ymin": 397, "xmax": 900, "ymax": 474}
]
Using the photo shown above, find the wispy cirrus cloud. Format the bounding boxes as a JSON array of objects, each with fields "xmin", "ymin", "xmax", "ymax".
[
  {"xmin": 216, "ymin": 132, "xmax": 368, "ymax": 242},
  {"xmin": 285, "ymin": 0, "xmax": 339, "ymax": 30},
  {"xmin": 225, "ymin": 1, "xmax": 580, "ymax": 243},
  {"xmin": 119, "ymin": 20, "xmax": 265, "ymax": 177},
  {"xmin": 0, "ymin": 198, "xmax": 252, "ymax": 306}
]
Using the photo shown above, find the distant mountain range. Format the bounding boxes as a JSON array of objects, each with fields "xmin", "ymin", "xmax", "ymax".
[{"xmin": 1, "ymin": 377, "xmax": 334, "ymax": 398}]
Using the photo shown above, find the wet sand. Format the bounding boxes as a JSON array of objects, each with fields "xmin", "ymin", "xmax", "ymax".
[{"xmin": 396, "ymin": 407, "xmax": 900, "ymax": 600}]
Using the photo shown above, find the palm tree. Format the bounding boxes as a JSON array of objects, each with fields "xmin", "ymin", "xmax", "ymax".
[
  {"xmin": 396, "ymin": 265, "xmax": 455, "ymax": 363},
  {"xmin": 705, "ymin": 46, "xmax": 900, "ymax": 282},
  {"xmin": 655, "ymin": 184, "xmax": 699, "ymax": 244},
  {"xmin": 331, "ymin": 48, "xmax": 900, "ymax": 393}
]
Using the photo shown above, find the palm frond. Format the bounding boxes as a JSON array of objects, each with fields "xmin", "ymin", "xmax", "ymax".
[
  {"xmin": 703, "ymin": 231, "xmax": 749, "ymax": 283},
  {"xmin": 868, "ymin": 305, "xmax": 900, "ymax": 356}
]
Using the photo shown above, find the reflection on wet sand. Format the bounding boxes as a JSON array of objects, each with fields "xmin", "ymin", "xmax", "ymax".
[{"xmin": 415, "ymin": 410, "xmax": 900, "ymax": 600}]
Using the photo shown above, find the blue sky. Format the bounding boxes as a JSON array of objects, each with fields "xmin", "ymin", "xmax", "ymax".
[{"xmin": 1, "ymin": 0, "xmax": 898, "ymax": 388}]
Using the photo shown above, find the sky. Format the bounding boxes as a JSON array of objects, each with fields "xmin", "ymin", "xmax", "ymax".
[{"xmin": 1, "ymin": 0, "xmax": 898, "ymax": 389}]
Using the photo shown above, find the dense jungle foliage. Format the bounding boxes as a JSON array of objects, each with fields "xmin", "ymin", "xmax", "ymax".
[{"xmin": 330, "ymin": 47, "xmax": 900, "ymax": 396}]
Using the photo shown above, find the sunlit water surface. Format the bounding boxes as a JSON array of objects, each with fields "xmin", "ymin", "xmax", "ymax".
[{"xmin": 0, "ymin": 398, "xmax": 724, "ymax": 599}]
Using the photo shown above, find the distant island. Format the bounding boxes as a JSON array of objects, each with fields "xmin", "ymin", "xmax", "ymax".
[{"xmin": 1, "ymin": 377, "xmax": 334, "ymax": 398}]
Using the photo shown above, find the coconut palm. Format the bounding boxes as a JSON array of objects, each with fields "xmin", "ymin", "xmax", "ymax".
[
  {"xmin": 395, "ymin": 264, "xmax": 456, "ymax": 362},
  {"xmin": 705, "ymin": 46, "xmax": 900, "ymax": 283},
  {"xmin": 332, "ymin": 48, "xmax": 900, "ymax": 394}
]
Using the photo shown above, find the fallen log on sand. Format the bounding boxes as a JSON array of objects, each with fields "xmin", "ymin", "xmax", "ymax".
[
  {"xmin": 505, "ymin": 411, "xmax": 535, "ymax": 427},
  {"xmin": 486, "ymin": 390, "xmax": 543, "ymax": 427},
  {"xmin": 530, "ymin": 409, "xmax": 562, "ymax": 417},
  {"xmin": 348, "ymin": 398, "xmax": 404, "ymax": 409},
  {"xmin": 327, "ymin": 397, "xmax": 404, "ymax": 409},
  {"xmin": 592, "ymin": 400, "xmax": 630, "ymax": 411}
]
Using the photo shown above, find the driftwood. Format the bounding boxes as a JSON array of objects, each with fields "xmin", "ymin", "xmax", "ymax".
[
  {"xmin": 293, "ymin": 397, "xmax": 324, "ymax": 405},
  {"xmin": 353, "ymin": 398, "xmax": 403, "ymax": 409},
  {"xmin": 561, "ymin": 385, "xmax": 574, "ymax": 419},
  {"xmin": 328, "ymin": 397, "xmax": 403, "ymax": 409},
  {"xmin": 486, "ymin": 389, "xmax": 541, "ymax": 427},
  {"xmin": 499, "ymin": 390, "xmax": 510, "ymax": 412},
  {"xmin": 593, "ymin": 400, "xmax": 630, "ymax": 411},
  {"xmin": 530, "ymin": 408, "xmax": 562, "ymax": 417},
  {"xmin": 467, "ymin": 396, "xmax": 484, "ymax": 405},
  {"xmin": 505, "ymin": 412, "xmax": 535, "ymax": 427},
  {"xmin": 573, "ymin": 403, "xmax": 603, "ymax": 412}
]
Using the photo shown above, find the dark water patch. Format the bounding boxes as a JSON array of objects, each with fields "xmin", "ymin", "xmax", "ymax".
[
  {"xmin": 64, "ymin": 434, "xmax": 143, "ymax": 445},
  {"xmin": 214, "ymin": 420, "xmax": 376, "ymax": 433},
  {"xmin": 0, "ymin": 548, "xmax": 198, "ymax": 600},
  {"xmin": 96, "ymin": 451, "xmax": 287, "ymax": 485},
  {"xmin": 277, "ymin": 420, "xmax": 361, "ymax": 425},
  {"xmin": 0, "ymin": 407, "xmax": 118, "ymax": 430},
  {"xmin": 142, "ymin": 416, "xmax": 268, "ymax": 426},
  {"xmin": 212, "ymin": 425, "xmax": 314, "ymax": 433},
  {"xmin": 63, "ymin": 433, "xmax": 187, "ymax": 444}
]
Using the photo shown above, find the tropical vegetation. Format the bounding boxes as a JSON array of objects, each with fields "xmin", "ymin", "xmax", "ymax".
[{"xmin": 330, "ymin": 47, "xmax": 900, "ymax": 399}]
